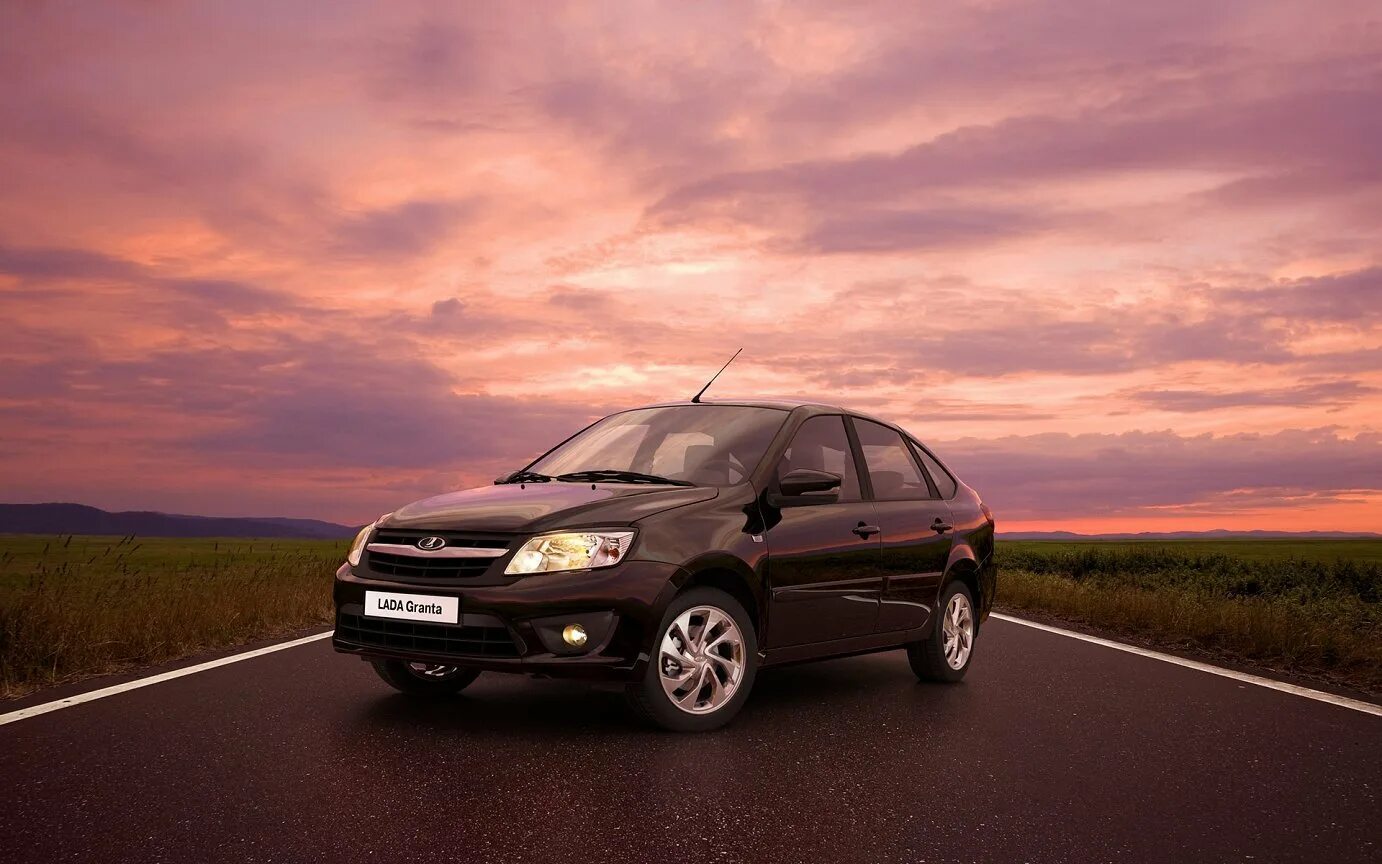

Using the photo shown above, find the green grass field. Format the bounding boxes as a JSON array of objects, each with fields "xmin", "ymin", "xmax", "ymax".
[
  {"xmin": 997, "ymin": 539, "xmax": 1381, "ymax": 693},
  {"xmin": 1003, "ymin": 537, "xmax": 1382, "ymax": 564},
  {"xmin": 1, "ymin": 534, "xmax": 1379, "ymax": 698}
]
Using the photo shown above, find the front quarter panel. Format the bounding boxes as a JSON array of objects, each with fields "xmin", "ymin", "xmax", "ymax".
[{"xmin": 629, "ymin": 485, "xmax": 768, "ymax": 622}]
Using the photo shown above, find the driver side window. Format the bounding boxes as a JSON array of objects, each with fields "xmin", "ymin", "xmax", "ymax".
[{"xmin": 776, "ymin": 416, "xmax": 861, "ymax": 502}]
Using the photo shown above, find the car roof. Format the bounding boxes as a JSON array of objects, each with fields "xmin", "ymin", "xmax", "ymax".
[
  {"xmin": 640, "ymin": 396, "xmax": 843, "ymax": 411},
  {"xmin": 637, "ymin": 397, "xmax": 897, "ymax": 428}
]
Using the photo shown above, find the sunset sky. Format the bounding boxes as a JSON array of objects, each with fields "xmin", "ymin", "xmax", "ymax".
[{"xmin": 2, "ymin": 1, "xmax": 1379, "ymax": 532}]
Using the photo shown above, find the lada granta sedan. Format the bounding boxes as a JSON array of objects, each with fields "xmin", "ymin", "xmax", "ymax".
[{"xmin": 334, "ymin": 399, "xmax": 996, "ymax": 732}]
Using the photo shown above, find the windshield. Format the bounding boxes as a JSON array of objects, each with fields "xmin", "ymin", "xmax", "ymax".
[{"xmin": 528, "ymin": 405, "xmax": 788, "ymax": 486}]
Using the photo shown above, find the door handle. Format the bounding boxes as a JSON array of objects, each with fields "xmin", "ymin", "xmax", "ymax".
[
  {"xmin": 931, "ymin": 518, "xmax": 953, "ymax": 534},
  {"xmin": 853, "ymin": 523, "xmax": 881, "ymax": 538}
]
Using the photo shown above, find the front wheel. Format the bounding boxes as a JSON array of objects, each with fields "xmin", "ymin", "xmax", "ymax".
[
  {"xmin": 372, "ymin": 660, "xmax": 481, "ymax": 697},
  {"xmin": 907, "ymin": 581, "xmax": 977, "ymax": 682},
  {"xmin": 626, "ymin": 587, "xmax": 758, "ymax": 732}
]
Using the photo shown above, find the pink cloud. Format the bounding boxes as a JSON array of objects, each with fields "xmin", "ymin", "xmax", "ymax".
[{"xmin": 0, "ymin": 1, "xmax": 1379, "ymax": 529}]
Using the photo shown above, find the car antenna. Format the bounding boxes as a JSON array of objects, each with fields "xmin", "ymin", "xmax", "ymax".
[{"xmin": 690, "ymin": 348, "xmax": 743, "ymax": 403}]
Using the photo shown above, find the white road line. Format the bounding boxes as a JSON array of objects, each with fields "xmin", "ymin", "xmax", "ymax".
[
  {"xmin": 5, "ymin": 616, "xmax": 1379, "ymax": 727},
  {"xmin": 992, "ymin": 612, "xmax": 1382, "ymax": 718},
  {"xmin": 0, "ymin": 630, "xmax": 333, "ymax": 727}
]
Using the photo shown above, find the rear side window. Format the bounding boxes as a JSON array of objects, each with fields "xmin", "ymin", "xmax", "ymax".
[
  {"xmin": 912, "ymin": 442, "xmax": 958, "ymax": 499},
  {"xmin": 777, "ymin": 415, "xmax": 861, "ymax": 501},
  {"xmin": 853, "ymin": 419, "xmax": 933, "ymax": 501}
]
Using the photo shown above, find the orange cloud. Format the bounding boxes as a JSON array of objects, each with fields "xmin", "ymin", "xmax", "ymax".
[{"xmin": 1, "ymin": 1, "xmax": 1379, "ymax": 529}]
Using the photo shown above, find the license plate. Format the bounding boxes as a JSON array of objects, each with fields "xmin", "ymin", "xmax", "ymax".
[{"xmin": 363, "ymin": 590, "xmax": 459, "ymax": 624}]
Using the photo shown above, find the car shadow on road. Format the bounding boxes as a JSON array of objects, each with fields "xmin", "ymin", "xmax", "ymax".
[{"xmin": 348, "ymin": 650, "xmax": 962, "ymax": 737}]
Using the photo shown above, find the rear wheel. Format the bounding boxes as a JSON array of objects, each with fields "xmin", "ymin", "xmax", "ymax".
[
  {"xmin": 372, "ymin": 660, "xmax": 481, "ymax": 696},
  {"xmin": 626, "ymin": 587, "xmax": 758, "ymax": 732},
  {"xmin": 908, "ymin": 581, "xmax": 976, "ymax": 682}
]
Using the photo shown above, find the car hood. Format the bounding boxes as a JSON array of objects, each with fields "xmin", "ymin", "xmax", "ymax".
[{"xmin": 382, "ymin": 482, "xmax": 719, "ymax": 533}]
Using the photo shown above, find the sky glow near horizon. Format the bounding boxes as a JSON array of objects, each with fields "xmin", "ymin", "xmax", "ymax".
[{"xmin": 1, "ymin": 1, "xmax": 1380, "ymax": 531}]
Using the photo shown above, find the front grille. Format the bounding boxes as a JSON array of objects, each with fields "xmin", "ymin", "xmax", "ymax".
[
  {"xmin": 336, "ymin": 612, "xmax": 520, "ymax": 658},
  {"xmin": 366, "ymin": 551, "xmax": 494, "ymax": 580},
  {"xmin": 372, "ymin": 529, "xmax": 509, "ymax": 549},
  {"xmin": 364, "ymin": 529, "xmax": 511, "ymax": 580}
]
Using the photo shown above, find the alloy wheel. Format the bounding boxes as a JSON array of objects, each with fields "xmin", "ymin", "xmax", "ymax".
[
  {"xmin": 942, "ymin": 592, "xmax": 974, "ymax": 670},
  {"xmin": 658, "ymin": 605, "xmax": 746, "ymax": 715},
  {"xmin": 407, "ymin": 662, "xmax": 460, "ymax": 679}
]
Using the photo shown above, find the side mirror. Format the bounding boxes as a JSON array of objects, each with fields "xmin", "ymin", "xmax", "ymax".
[{"xmin": 770, "ymin": 468, "xmax": 842, "ymax": 507}]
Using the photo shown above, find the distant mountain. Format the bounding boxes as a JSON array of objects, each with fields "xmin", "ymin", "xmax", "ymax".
[
  {"xmin": 4, "ymin": 503, "xmax": 1375, "ymax": 543},
  {"xmin": 0, "ymin": 503, "xmax": 357, "ymax": 540},
  {"xmin": 999, "ymin": 529, "xmax": 1382, "ymax": 540}
]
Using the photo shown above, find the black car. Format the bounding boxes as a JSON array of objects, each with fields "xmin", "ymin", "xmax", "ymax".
[{"xmin": 334, "ymin": 399, "xmax": 996, "ymax": 732}]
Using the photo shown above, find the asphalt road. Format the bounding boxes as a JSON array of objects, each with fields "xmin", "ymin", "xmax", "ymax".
[{"xmin": 2, "ymin": 618, "xmax": 1379, "ymax": 864}]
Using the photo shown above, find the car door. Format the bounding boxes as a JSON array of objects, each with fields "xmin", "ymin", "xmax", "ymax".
[
  {"xmin": 850, "ymin": 418, "xmax": 955, "ymax": 634},
  {"xmin": 763, "ymin": 414, "xmax": 883, "ymax": 647}
]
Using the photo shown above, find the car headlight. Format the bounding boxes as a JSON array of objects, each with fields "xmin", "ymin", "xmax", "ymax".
[
  {"xmin": 347, "ymin": 514, "xmax": 391, "ymax": 566},
  {"xmin": 505, "ymin": 530, "xmax": 635, "ymax": 575}
]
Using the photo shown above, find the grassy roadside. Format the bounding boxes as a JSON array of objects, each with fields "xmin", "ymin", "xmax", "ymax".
[
  {"xmin": 996, "ymin": 541, "xmax": 1382, "ymax": 694},
  {"xmin": 2, "ymin": 534, "xmax": 1379, "ymax": 700},
  {"xmin": 0, "ymin": 535, "xmax": 343, "ymax": 698}
]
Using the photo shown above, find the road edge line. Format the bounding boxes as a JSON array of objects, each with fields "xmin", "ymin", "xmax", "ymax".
[
  {"xmin": 991, "ymin": 612, "xmax": 1382, "ymax": 718},
  {"xmin": 8, "ymin": 617, "xmax": 1378, "ymax": 725},
  {"xmin": 0, "ymin": 630, "xmax": 334, "ymax": 727}
]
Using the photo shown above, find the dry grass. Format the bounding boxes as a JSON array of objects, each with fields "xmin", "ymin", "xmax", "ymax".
[
  {"xmin": 0, "ymin": 534, "xmax": 343, "ymax": 698},
  {"xmin": 3, "ymin": 534, "xmax": 1379, "ymax": 700},
  {"xmin": 997, "ymin": 543, "xmax": 1382, "ymax": 694}
]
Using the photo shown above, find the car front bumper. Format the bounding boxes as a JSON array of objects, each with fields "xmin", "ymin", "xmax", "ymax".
[{"xmin": 331, "ymin": 559, "xmax": 684, "ymax": 681}]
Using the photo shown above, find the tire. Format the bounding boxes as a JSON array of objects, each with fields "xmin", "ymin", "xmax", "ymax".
[
  {"xmin": 372, "ymin": 660, "xmax": 481, "ymax": 697},
  {"xmin": 626, "ymin": 587, "xmax": 758, "ymax": 732},
  {"xmin": 908, "ymin": 580, "xmax": 977, "ymax": 682}
]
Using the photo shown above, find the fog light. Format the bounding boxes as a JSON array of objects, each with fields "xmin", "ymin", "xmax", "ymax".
[{"xmin": 561, "ymin": 623, "xmax": 588, "ymax": 647}]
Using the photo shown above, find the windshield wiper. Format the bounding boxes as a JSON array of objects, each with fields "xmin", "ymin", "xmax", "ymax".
[
  {"xmin": 494, "ymin": 469, "xmax": 552, "ymax": 485},
  {"xmin": 554, "ymin": 469, "xmax": 695, "ymax": 487}
]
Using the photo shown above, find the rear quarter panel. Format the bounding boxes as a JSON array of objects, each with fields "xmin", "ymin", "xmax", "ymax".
[{"xmin": 945, "ymin": 482, "xmax": 996, "ymax": 621}]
